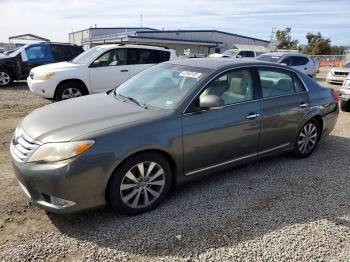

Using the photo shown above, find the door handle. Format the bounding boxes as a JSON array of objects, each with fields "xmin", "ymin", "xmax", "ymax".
[
  {"xmin": 299, "ymin": 103, "xmax": 309, "ymax": 108},
  {"xmin": 120, "ymin": 69, "xmax": 128, "ymax": 72},
  {"xmin": 246, "ymin": 113, "xmax": 260, "ymax": 120}
]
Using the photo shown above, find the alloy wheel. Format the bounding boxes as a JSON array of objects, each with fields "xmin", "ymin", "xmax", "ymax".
[
  {"xmin": 61, "ymin": 87, "xmax": 82, "ymax": 100},
  {"xmin": 0, "ymin": 72, "xmax": 10, "ymax": 86},
  {"xmin": 297, "ymin": 122, "xmax": 318, "ymax": 154},
  {"xmin": 120, "ymin": 161, "xmax": 166, "ymax": 209}
]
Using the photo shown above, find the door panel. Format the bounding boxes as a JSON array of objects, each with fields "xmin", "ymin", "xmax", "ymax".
[
  {"xmin": 257, "ymin": 67, "xmax": 310, "ymax": 152},
  {"xmin": 89, "ymin": 48, "xmax": 130, "ymax": 93},
  {"xmin": 259, "ymin": 93, "xmax": 309, "ymax": 151},
  {"xmin": 183, "ymin": 101, "xmax": 261, "ymax": 174}
]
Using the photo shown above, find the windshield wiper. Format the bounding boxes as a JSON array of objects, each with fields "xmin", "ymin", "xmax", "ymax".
[{"xmin": 117, "ymin": 93, "xmax": 147, "ymax": 109}]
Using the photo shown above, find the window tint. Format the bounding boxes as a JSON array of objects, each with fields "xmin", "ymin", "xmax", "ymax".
[
  {"xmin": 51, "ymin": 45, "xmax": 75, "ymax": 61},
  {"xmin": 200, "ymin": 69, "xmax": 254, "ymax": 105},
  {"xmin": 127, "ymin": 49, "xmax": 170, "ymax": 65},
  {"xmin": 293, "ymin": 75, "xmax": 306, "ymax": 92},
  {"xmin": 292, "ymin": 56, "xmax": 309, "ymax": 66},
  {"xmin": 94, "ymin": 49, "xmax": 126, "ymax": 67},
  {"xmin": 280, "ymin": 56, "xmax": 292, "ymax": 66},
  {"xmin": 240, "ymin": 51, "xmax": 255, "ymax": 57},
  {"xmin": 25, "ymin": 45, "xmax": 52, "ymax": 61},
  {"xmin": 259, "ymin": 69, "xmax": 294, "ymax": 97}
]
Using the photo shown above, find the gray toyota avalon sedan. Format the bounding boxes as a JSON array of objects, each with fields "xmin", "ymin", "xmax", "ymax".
[{"xmin": 10, "ymin": 58, "xmax": 339, "ymax": 215}]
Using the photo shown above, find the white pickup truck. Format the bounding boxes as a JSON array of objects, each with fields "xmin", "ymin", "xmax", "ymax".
[
  {"xmin": 339, "ymin": 77, "xmax": 350, "ymax": 111},
  {"xmin": 27, "ymin": 44, "xmax": 177, "ymax": 101}
]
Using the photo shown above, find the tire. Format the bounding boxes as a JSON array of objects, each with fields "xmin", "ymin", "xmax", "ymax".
[
  {"xmin": 0, "ymin": 69, "xmax": 13, "ymax": 87},
  {"xmin": 294, "ymin": 119, "xmax": 320, "ymax": 158},
  {"xmin": 107, "ymin": 152, "xmax": 173, "ymax": 215},
  {"xmin": 54, "ymin": 82, "xmax": 87, "ymax": 101},
  {"xmin": 340, "ymin": 100, "xmax": 350, "ymax": 112}
]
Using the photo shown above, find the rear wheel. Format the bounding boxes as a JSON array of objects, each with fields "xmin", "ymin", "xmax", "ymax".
[
  {"xmin": 54, "ymin": 82, "xmax": 87, "ymax": 101},
  {"xmin": 340, "ymin": 100, "xmax": 350, "ymax": 112},
  {"xmin": 107, "ymin": 152, "xmax": 172, "ymax": 215},
  {"xmin": 0, "ymin": 69, "xmax": 13, "ymax": 87},
  {"xmin": 294, "ymin": 119, "xmax": 319, "ymax": 158}
]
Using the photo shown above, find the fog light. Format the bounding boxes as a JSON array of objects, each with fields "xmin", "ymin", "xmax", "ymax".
[{"xmin": 50, "ymin": 195, "xmax": 76, "ymax": 208}]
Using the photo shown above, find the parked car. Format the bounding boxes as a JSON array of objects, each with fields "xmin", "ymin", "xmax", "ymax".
[
  {"xmin": 27, "ymin": 44, "xmax": 177, "ymax": 101},
  {"xmin": 11, "ymin": 59, "xmax": 339, "ymax": 215},
  {"xmin": 256, "ymin": 52, "xmax": 319, "ymax": 77},
  {"xmin": 339, "ymin": 76, "xmax": 350, "ymax": 111},
  {"xmin": 209, "ymin": 49, "xmax": 265, "ymax": 58},
  {"xmin": 0, "ymin": 42, "xmax": 83, "ymax": 87},
  {"xmin": 326, "ymin": 62, "xmax": 350, "ymax": 84}
]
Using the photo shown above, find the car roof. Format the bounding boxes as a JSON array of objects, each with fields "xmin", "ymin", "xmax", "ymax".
[
  {"xmin": 261, "ymin": 52, "xmax": 308, "ymax": 57},
  {"xmin": 166, "ymin": 58, "xmax": 286, "ymax": 70},
  {"xmin": 95, "ymin": 44, "xmax": 170, "ymax": 52}
]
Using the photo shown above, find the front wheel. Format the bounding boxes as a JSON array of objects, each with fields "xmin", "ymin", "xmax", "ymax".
[
  {"xmin": 54, "ymin": 82, "xmax": 87, "ymax": 101},
  {"xmin": 294, "ymin": 119, "xmax": 319, "ymax": 158},
  {"xmin": 107, "ymin": 152, "xmax": 172, "ymax": 215}
]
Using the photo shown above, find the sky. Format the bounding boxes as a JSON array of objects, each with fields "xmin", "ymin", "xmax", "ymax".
[{"xmin": 1, "ymin": 0, "xmax": 349, "ymax": 45}]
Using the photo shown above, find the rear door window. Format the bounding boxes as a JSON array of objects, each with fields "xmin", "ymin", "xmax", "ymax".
[
  {"xmin": 280, "ymin": 56, "xmax": 292, "ymax": 66},
  {"xmin": 292, "ymin": 56, "xmax": 309, "ymax": 66},
  {"xmin": 258, "ymin": 69, "xmax": 295, "ymax": 98},
  {"xmin": 127, "ymin": 49, "xmax": 170, "ymax": 65}
]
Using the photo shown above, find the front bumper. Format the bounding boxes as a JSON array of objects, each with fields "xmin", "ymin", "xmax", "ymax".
[
  {"xmin": 10, "ymin": 150, "xmax": 110, "ymax": 214},
  {"xmin": 326, "ymin": 74, "xmax": 346, "ymax": 84},
  {"xmin": 339, "ymin": 88, "xmax": 350, "ymax": 101},
  {"xmin": 27, "ymin": 76, "xmax": 57, "ymax": 99}
]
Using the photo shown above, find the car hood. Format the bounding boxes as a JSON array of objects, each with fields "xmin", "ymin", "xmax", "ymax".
[
  {"xmin": 31, "ymin": 61, "xmax": 84, "ymax": 73},
  {"xmin": 331, "ymin": 67, "xmax": 350, "ymax": 73},
  {"xmin": 20, "ymin": 93, "xmax": 164, "ymax": 143}
]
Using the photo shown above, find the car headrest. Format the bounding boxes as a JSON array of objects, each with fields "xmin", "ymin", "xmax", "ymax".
[
  {"xmin": 276, "ymin": 79, "xmax": 293, "ymax": 91},
  {"xmin": 230, "ymin": 77, "xmax": 244, "ymax": 94}
]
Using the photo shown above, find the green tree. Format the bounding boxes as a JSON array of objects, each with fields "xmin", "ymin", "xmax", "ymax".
[
  {"xmin": 275, "ymin": 27, "xmax": 299, "ymax": 50},
  {"xmin": 331, "ymin": 45, "xmax": 345, "ymax": 55},
  {"xmin": 304, "ymin": 32, "xmax": 331, "ymax": 55}
]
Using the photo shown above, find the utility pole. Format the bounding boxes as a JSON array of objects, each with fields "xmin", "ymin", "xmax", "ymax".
[
  {"xmin": 269, "ymin": 27, "xmax": 278, "ymax": 51},
  {"xmin": 140, "ymin": 14, "xmax": 143, "ymax": 28}
]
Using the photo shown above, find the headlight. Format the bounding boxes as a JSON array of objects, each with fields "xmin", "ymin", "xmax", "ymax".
[
  {"xmin": 34, "ymin": 72, "xmax": 55, "ymax": 81},
  {"xmin": 27, "ymin": 140, "xmax": 94, "ymax": 163}
]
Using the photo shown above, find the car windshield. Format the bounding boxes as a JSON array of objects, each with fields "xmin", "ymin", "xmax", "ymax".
[
  {"xmin": 256, "ymin": 55, "xmax": 281, "ymax": 63},
  {"xmin": 222, "ymin": 50, "xmax": 238, "ymax": 57},
  {"xmin": 344, "ymin": 62, "xmax": 350, "ymax": 68},
  {"xmin": 71, "ymin": 47, "xmax": 105, "ymax": 64},
  {"xmin": 114, "ymin": 63, "xmax": 210, "ymax": 109}
]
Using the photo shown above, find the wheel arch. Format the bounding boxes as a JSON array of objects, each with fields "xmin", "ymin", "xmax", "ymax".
[
  {"xmin": 55, "ymin": 78, "xmax": 89, "ymax": 98},
  {"xmin": 0, "ymin": 66, "xmax": 15, "ymax": 79},
  {"xmin": 105, "ymin": 148, "xmax": 177, "ymax": 204}
]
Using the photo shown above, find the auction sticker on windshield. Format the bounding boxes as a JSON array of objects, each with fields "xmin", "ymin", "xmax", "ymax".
[{"xmin": 179, "ymin": 71, "xmax": 202, "ymax": 79}]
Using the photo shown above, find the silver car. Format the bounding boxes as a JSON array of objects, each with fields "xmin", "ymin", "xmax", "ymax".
[
  {"xmin": 10, "ymin": 59, "xmax": 338, "ymax": 215},
  {"xmin": 256, "ymin": 52, "xmax": 319, "ymax": 77}
]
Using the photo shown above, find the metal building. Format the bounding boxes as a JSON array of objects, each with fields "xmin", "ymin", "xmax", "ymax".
[{"xmin": 69, "ymin": 27, "xmax": 269, "ymax": 56}]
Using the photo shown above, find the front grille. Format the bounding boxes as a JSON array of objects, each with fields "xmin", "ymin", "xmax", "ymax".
[
  {"xmin": 334, "ymin": 71, "xmax": 349, "ymax": 77},
  {"xmin": 29, "ymin": 72, "xmax": 34, "ymax": 79},
  {"xmin": 10, "ymin": 129, "xmax": 41, "ymax": 162}
]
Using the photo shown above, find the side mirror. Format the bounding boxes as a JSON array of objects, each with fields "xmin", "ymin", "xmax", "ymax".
[
  {"xmin": 236, "ymin": 55, "xmax": 242, "ymax": 58},
  {"xmin": 92, "ymin": 60, "xmax": 101, "ymax": 67},
  {"xmin": 280, "ymin": 63, "xmax": 287, "ymax": 66},
  {"xmin": 199, "ymin": 95, "xmax": 224, "ymax": 109}
]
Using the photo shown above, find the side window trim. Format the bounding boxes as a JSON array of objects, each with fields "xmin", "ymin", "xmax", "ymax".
[
  {"xmin": 257, "ymin": 66, "xmax": 307, "ymax": 99},
  {"xmin": 186, "ymin": 67, "xmax": 257, "ymax": 112}
]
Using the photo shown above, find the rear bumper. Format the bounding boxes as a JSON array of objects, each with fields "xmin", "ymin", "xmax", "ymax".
[{"xmin": 321, "ymin": 106, "xmax": 339, "ymax": 138}]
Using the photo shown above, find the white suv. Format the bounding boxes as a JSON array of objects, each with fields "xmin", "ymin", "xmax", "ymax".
[
  {"xmin": 27, "ymin": 44, "xmax": 177, "ymax": 101},
  {"xmin": 256, "ymin": 52, "xmax": 319, "ymax": 77}
]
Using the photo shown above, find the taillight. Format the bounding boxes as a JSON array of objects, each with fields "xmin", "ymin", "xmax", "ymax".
[{"xmin": 331, "ymin": 89, "xmax": 340, "ymax": 102}]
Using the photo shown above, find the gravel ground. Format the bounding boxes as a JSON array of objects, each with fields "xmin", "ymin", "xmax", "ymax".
[{"xmin": 0, "ymin": 71, "xmax": 349, "ymax": 261}]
